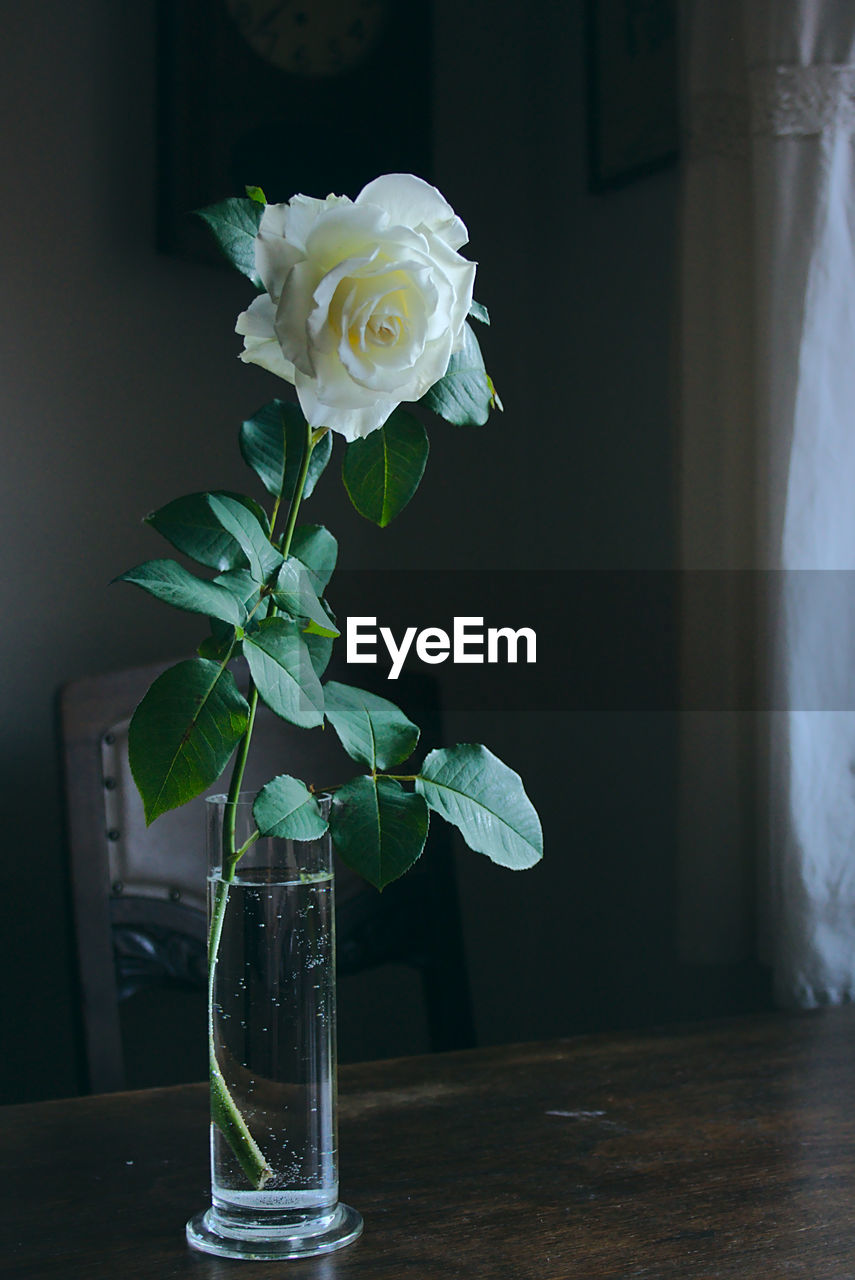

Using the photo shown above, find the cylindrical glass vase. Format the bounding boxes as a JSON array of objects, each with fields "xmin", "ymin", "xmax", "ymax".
[{"xmin": 186, "ymin": 795, "xmax": 362, "ymax": 1260}]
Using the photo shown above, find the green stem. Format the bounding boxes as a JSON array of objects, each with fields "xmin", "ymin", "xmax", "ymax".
[
  {"xmin": 222, "ymin": 687, "xmax": 259, "ymax": 865},
  {"xmin": 280, "ymin": 420, "xmax": 316, "ymax": 560},
  {"xmin": 207, "ymin": 878, "xmax": 272, "ymax": 1188},
  {"xmin": 221, "ymin": 415, "xmax": 314, "ymax": 863},
  {"xmin": 207, "ymin": 678, "xmax": 262, "ymax": 1186},
  {"xmin": 235, "ymin": 828, "xmax": 261, "ymax": 860},
  {"xmin": 269, "ymin": 493, "xmax": 283, "ymax": 541},
  {"xmin": 309, "ymin": 781, "xmax": 344, "ymax": 796},
  {"xmin": 207, "ymin": 416, "xmax": 319, "ymax": 1187}
]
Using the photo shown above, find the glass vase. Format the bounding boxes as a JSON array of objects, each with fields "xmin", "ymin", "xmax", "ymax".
[{"xmin": 186, "ymin": 795, "xmax": 363, "ymax": 1260}]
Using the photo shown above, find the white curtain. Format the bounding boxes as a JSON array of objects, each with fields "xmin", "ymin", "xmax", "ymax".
[{"xmin": 678, "ymin": 0, "xmax": 855, "ymax": 1004}]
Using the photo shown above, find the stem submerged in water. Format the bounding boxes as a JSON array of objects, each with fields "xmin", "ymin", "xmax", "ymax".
[{"xmin": 208, "ymin": 877, "xmax": 272, "ymax": 1189}]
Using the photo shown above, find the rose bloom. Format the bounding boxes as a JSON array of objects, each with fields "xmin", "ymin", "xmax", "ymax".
[{"xmin": 235, "ymin": 174, "xmax": 476, "ymax": 441}]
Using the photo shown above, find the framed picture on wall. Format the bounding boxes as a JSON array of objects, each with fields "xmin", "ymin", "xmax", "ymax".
[
  {"xmin": 586, "ymin": 0, "xmax": 679, "ymax": 191},
  {"xmin": 157, "ymin": 0, "xmax": 432, "ymax": 266}
]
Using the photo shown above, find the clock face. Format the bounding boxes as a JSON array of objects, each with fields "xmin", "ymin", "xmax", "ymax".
[{"xmin": 225, "ymin": 0, "xmax": 390, "ymax": 77}]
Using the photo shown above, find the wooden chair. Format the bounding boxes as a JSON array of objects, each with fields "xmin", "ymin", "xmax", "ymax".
[{"xmin": 60, "ymin": 657, "xmax": 475, "ymax": 1093}]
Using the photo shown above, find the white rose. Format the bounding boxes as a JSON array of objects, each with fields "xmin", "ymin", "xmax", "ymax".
[{"xmin": 235, "ymin": 174, "xmax": 476, "ymax": 441}]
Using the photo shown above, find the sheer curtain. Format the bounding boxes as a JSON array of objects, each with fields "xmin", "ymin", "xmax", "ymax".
[{"xmin": 678, "ymin": 0, "xmax": 855, "ymax": 1004}]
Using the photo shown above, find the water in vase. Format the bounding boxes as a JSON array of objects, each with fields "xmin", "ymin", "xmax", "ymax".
[{"xmin": 208, "ymin": 867, "xmax": 338, "ymax": 1233}]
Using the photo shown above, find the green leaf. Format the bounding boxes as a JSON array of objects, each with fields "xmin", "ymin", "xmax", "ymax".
[
  {"xmin": 273, "ymin": 559, "xmax": 339, "ymax": 636},
  {"xmin": 422, "ymin": 323, "xmax": 492, "ymax": 426},
  {"xmin": 145, "ymin": 491, "xmax": 270, "ymax": 572},
  {"xmin": 245, "ymin": 185, "xmax": 267, "ymax": 205},
  {"xmin": 198, "ymin": 621, "xmax": 240, "ymax": 662},
  {"xmin": 303, "ymin": 616, "xmax": 334, "ymax": 637},
  {"xmin": 240, "ymin": 400, "xmax": 332, "ymax": 501},
  {"xmin": 244, "ymin": 617, "xmax": 324, "ymax": 728},
  {"xmin": 290, "ymin": 525, "xmax": 338, "ymax": 595},
  {"xmin": 341, "ymin": 408, "xmax": 429, "ymax": 527},
  {"xmin": 210, "ymin": 570, "xmax": 260, "ymax": 648},
  {"xmin": 253, "ymin": 775, "xmax": 328, "ymax": 841},
  {"xmin": 304, "ymin": 631, "xmax": 334, "ymax": 680},
  {"xmin": 240, "ymin": 400, "xmax": 301, "ymax": 499},
  {"xmin": 330, "ymin": 776, "xmax": 428, "ymax": 890},
  {"xmin": 469, "ymin": 299, "xmax": 490, "ymax": 325},
  {"xmin": 207, "ymin": 494, "xmax": 282, "ymax": 583},
  {"xmin": 115, "ymin": 559, "xmax": 246, "ymax": 627},
  {"xmin": 416, "ymin": 744, "xmax": 542, "ymax": 869},
  {"xmin": 128, "ymin": 659, "xmax": 249, "ymax": 824},
  {"xmin": 195, "ymin": 197, "xmax": 264, "ymax": 287},
  {"xmin": 213, "ymin": 568, "xmax": 261, "ymax": 610},
  {"xmin": 323, "ymin": 681, "xmax": 419, "ymax": 771}
]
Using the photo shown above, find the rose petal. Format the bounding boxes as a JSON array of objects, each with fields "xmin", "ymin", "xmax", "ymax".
[
  {"xmin": 283, "ymin": 194, "xmax": 347, "ymax": 252},
  {"xmin": 419, "ymin": 233, "xmax": 476, "ymax": 342},
  {"xmin": 307, "ymin": 251, "xmax": 378, "ymax": 356},
  {"xmin": 336, "ymin": 269, "xmax": 433, "ymax": 391},
  {"xmin": 274, "ymin": 261, "xmax": 321, "ymax": 376},
  {"xmin": 295, "ymin": 369, "xmax": 393, "ymax": 440},
  {"xmin": 404, "ymin": 331, "xmax": 455, "ymax": 400},
  {"xmin": 235, "ymin": 292, "xmax": 276, "ymax": 339},
  {"xmin": 235, "ymin": 295, "xmax": 296, "ymax": 383},
  {"xmin": 255, "ymin": 205, "xmax": 302, "ymax": 298},
  {"xmin": 356, "ymin": 174, "xmax": 469, "ymax": 250},
  {"xmin": 309, "ymin": 343, "xmax": 386, "ymax": 410},
  {"xmin": 256, "ymin": 195, "xmax": 349, "ymax": 297},
  {"xmin": 305, "ymin": 202, "xmax": 389, "ymax": 272}
]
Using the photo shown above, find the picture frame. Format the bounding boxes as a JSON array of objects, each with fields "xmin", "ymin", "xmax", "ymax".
[{"xmin": 586, "ymin": 0, "xmax": 679, "ymax": 192}]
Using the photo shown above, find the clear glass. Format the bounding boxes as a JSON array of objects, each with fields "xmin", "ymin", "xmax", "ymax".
[{"xmin": 186, "ymin": 795, "xmax": 362, "ymax": 1260}]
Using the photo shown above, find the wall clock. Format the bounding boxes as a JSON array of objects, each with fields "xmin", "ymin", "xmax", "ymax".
[
  {"xmin": 224, "ymin": 0, "xmax": 391, "ymax": 78},
  {"xmin": 157, "ymin": 0, "xmax": 431, "ymax": 265}
]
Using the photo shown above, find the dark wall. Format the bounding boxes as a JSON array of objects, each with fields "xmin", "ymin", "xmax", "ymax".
[{"xmin": 0, "ymin": 0, "xmax": 682, "ymax": 1103}]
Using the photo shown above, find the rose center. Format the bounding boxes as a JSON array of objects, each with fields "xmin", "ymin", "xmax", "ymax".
[{"xmin": 366, "ymin": 314, "xmax": 401, "ymax": 347}]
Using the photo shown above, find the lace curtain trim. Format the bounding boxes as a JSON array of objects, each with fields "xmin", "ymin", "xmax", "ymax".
[{"xmin": 687, "ymin": 64, "xmax": 855, "ymax": 160}]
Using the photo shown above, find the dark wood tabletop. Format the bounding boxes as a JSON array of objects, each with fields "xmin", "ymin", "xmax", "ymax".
[{"xmin": 3, "ymin": 1007, "xmax": 855, "ymax": 1278}]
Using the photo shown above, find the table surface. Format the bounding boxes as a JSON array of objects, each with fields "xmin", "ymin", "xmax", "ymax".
[{"xmin": 3, "ymin": 1007, "xmax": 855, "ymax": 1279}]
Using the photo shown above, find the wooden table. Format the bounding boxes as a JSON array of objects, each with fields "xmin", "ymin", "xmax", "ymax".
[{"xmin": 3, "ymin": 1008, "xmax": 855, "ymax": 1278}]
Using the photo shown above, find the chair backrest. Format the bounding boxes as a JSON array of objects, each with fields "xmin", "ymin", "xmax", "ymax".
[{"xmin": 60, "ymin": 657, "xmax": 475, "ymax": 1093}]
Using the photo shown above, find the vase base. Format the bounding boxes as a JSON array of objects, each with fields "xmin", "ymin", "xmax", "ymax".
[{"xmin": 186, "ymin": 1202, "xmax": 363, "ymax": 1260}]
